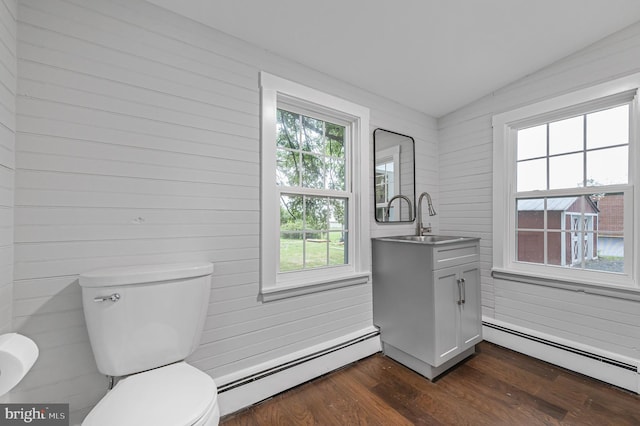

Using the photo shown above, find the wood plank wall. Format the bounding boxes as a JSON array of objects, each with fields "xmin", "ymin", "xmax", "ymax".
[
  {"xmin": 0, "ymin": 0, "xmax": 15, "ymax": 340},
  {"xmin": 9, "ymin": 0, "xmax": 437, "ymax": 422},
  {"xmin": 438, "ymin": 22, "xmax": 640, "ymax": 361}
]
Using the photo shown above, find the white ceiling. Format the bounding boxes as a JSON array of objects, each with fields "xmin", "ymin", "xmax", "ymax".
[{"xmin": 147, "ymin": 0, "xmax": 640, "ymax": 118}]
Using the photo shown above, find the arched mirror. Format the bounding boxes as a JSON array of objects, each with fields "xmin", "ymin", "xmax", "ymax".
[{"xmin": 373, "ymin": 128, "xmax": 416, "ymax": 223}]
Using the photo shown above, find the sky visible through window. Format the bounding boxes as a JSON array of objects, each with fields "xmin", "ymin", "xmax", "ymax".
[{"xmin": 516, "ymin": 104, "xmax": 628, "ymax": 191}]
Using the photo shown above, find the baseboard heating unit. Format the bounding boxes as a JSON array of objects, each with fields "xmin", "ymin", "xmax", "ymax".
[
  {"xmin": 216, "ymin": 327, "xmax": 381, "ymax": 416},
  {"xmin": 482, "ymin": 319, "xmax": 639, "ymax": 394}
]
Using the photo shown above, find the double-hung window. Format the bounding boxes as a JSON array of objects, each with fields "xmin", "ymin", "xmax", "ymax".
[
  {"xmin": 493, "ymin": 76, "xmax": 639, "ymax": 291},
  {"xmin": 259, "ymin": 72, "xmax": 370, "ymax": 300}
]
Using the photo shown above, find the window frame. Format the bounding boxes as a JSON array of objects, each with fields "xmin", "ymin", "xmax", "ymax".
[
  {"xmin": 492, "ymin": 75, "xmax": 640, "ymax": 293},
  {"xmin": 259, "ymin": 72, "xmax": 371, "ymax": 301}
]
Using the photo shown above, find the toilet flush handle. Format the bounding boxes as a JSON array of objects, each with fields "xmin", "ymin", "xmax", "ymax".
[{"xmin": 94, "ymin": 293, "xmax": 121, "ymax": 303}]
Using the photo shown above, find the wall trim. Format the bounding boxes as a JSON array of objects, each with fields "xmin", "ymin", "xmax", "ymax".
[
  {"xmin": 217, "ymin": 327, "xmax": 381, "ymax": 416},
  {"xmin": 492, "ymin": 268, "xmax": 640, "ymax": 301},
  {"xmin": 482, "ymin": 317, "xmax": 639, "ymax": 393}
]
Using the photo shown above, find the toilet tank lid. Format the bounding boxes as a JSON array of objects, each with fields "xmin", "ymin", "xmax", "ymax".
[{"xmin": 79, "ymin": 262, "xmax": 214, "ymax": 288}]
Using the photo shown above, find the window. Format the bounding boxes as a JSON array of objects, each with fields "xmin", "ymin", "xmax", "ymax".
[
  {"xmin": 493, "ymin": 77, "xmax": 639, "ymax": 291},
  {"xmin": 277, "ymin": 108, "xmax": 349, "ymax": 272},
  {"xmin": 260, "ymin": 72, "xmax": 370, "ymax": 300},
  {"xmin": 515, "ymin": 105, "xmax": 629, "ymax": 272}
]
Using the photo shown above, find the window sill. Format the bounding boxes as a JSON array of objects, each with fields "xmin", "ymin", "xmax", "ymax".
[
  {"xmin": 261, "ymin": 272, "xmax": 370, "ymax": 302},
  {"xmin": 491, "ymin": 267, "xmax": 640, "ymax": 301}
]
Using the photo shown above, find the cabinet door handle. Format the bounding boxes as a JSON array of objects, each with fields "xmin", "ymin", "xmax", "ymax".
[
  {"xmin": 456, "ymin": 278, "xmax": 463, "ymax": 305},
  {"xmin": 460, "ymin": 278, "xmax": 466, "ymax": 304}
]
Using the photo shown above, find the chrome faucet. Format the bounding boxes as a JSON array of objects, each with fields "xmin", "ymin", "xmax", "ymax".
[
  {"xmin": 416, "ymin": 192, "xmax": 437, "ymax": 235},
  {"xmin": 385, "ymin": 194, "xmax": 414, "ymax": 222}
]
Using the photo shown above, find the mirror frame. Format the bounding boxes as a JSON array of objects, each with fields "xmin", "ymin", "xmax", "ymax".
[{"xmin": 373, "ymin": 128, "xmax": 416, "ymax": 223}]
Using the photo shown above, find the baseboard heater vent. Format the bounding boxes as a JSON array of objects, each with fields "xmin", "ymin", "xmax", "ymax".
[
  {"xmin": 483, "ymin": 322, "xmax": 637, "ymax": 373},
  {"xmin": 218, "ymin": 329, "xmax": 381, "ymax": 393}
]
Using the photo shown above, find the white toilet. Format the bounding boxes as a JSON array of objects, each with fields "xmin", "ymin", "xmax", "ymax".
[{"xmin": 79, "ymin": 262, "xmax": 219, "ymax": 426}]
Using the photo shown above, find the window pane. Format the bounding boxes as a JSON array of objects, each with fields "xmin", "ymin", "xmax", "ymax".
[
  {"xmin": 329, "ymin": 198, "xmax": 348, "ymax": 266},
  {"xmin": 546, "ymin": 230, "xmax": 566, "ymax": 266},
  {"xmin": 302, "ymin": 153, "xmax": 325, "ymax": 188},
  {"xmin": 301, "ymin": 116, "xmax": 324, "ymax": 153},
  {"xmin": 549, "ymin": 115, "xmax": 583, "ymax": 155},
  {"xmin": 327, "ymin": 157, "xmax": 345, "ymax": 190},
  {"xmin": 280, "ymin": 194, "xmax": 303, "ymax": 272},
  {"xmin": 304, "ymin": 196, "xmax": 328, "ymax": 232},
  {"xmin": 553, "ymin": 197, "xmax": 597, "ymax": 268},
  {"xmin": 587, "ymin": 146, "xmax": 628, "ymax": 186},
  {"xmin": 517, "ymin": 158, "xmax": 546, "ymax": 192},
  {"xmin": 590, "ymin": 235, "xmax": 624, "ymax": 273},
  {"xmin": 516, "ymin": 198, "xmax": 545, "ymax": 230},
  {"xmin": 595, "ymin": 193, "xmax": 624, "ymax": 235},
  {"xmin": 565, "ymin": 228, "xmax": 598, "ymax": 268},
  {"xmin": 548, "ymin": 196, "xmax": 583, "ymax": 228},
  {"xmin": 277, "ymin": 109, "xmax": 300, "ymax": 149},
  {"xmin": 329, "ymin": 198, "xmax": 347, "ymax": 231},
  {"xmin": 280, "ymin": 232, "xmax": 303, "ymax": 272},
  {"xmin": 305, "ymin": 233, "xmax": 328, "ymax": 268},
  {"xmin": 278, "ymin": 111, "xmax": 347, "ymax": 191},
  {"xmin": 517, "ymin": 124, "xmax": 546, "ymax": 160},
  {"xmin": 279, "ymin": 195, "xmax": 350, "ymax": 272},
  {"xmin": 326, "ymin": 123, "xmax": 345, "ymax": 157},
  {"xmin": 328, "ymin": 231, "xmax": 347, "ymax": 266},
  {"xmin": 586, "ymin": 104, "xmax": 629, "ymax": 150},
  {"xmin": 280, "ymin": 194, "xmax": 303, "ymax": 228},
  {"xmin": 276, "ymin": 148, "xmax": 299, "ymax": 186},
  {"xmin": 517, "ymin": 230, "xmax": 544, "ymax": 264},
  {"xmin": 549, "ymin": 153, "xmax": 583, "ymax": 189},
  {"xmin": 591, "ymin": 193, "xmax": 624, "ymax": 273}
]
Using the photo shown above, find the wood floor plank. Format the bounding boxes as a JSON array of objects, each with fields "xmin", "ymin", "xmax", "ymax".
[
  {"xmin": 328, "ymin": 368, "xmax": 415, "ymax": 426},
  {"xmin": 218, "ymin": 411, "xmax": 260, "ymax": 426},
  {"xmin": 366, "ymin": 357, "xmax": 503, "ymax": 425},
  {"xmin": 474, "ymin": 339, "xmax": 561, "ymax": 380},
  {"xmin": 353, "ymin": 356, "xmax": 451, "ymax": 425},
  {"xmin": 545, "ymin": 372, "xmax": 640, "ymax": 426},
  {"xmin": 344, "ymin": 351, "xmax": 392, "ymax": 388},
  {"xmin": 447, "ymin": 363, "xmax": 566, "ymax": 424},
  {"xmin": 368, "ymin": 375, "xmax": 441, "ymax": 425},
  {"xmin": 248, "ymin": 393, "xmax": 299, "ymax": 426},
  {"xmin": 290, "ymin": 371, "xmax": 367, "ymax": 425},
  {"xmin": 464, "ymin": 345, "xmax": 556, "ymax": 398},
  {"xmin": 220, "ymin": 342, "xmax": 640, "ymax": 425}
]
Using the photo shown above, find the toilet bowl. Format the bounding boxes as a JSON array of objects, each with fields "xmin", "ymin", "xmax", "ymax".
[{"xmin": 79, "ymin": 263, "xmax": 219, "ymax": 426}]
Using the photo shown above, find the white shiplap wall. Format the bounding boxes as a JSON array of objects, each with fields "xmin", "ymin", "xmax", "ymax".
[
  {"xmin": 0, "ymin": 0, "xmax": 15, "ymax": 339},
  {"xmin": 10, "ymin": 0, "xmax": 437, "ymax": 422},
  {"xmin": 438, "ymin": 22, "xmax": 640, "ymax": 361}
]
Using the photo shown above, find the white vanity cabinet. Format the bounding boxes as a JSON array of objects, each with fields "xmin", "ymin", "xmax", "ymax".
[{"xmin": 372, "ymin": 236, "xmax": 481, "ymax": 380}]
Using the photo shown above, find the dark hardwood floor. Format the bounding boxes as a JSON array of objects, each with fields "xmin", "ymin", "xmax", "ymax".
[{"xmin": 220, "ymin": 341, "xmax": 640, "ymax": 425}]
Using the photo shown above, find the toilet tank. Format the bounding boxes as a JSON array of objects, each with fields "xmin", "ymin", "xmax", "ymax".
[{"xmin": 79, "ymin": 263, "xmax": 213, "ymax": 377}]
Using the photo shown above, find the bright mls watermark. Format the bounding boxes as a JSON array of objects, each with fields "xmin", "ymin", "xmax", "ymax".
[{"xmin": 0, "ymin": 404, "xmax": 68, "ymax": 425}]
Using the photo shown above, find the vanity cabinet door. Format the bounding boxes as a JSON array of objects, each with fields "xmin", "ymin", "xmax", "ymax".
[
  {"xmin": 433, "ymin": 267, "xmax": 461, "ymax": 366},
  {"xmin": 433, "ymin": 263, "xmax": 481, "ymax": 367},
  {"xmin": 459, "ymin": 264, "xmax": 482, "ymax": 347}
]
